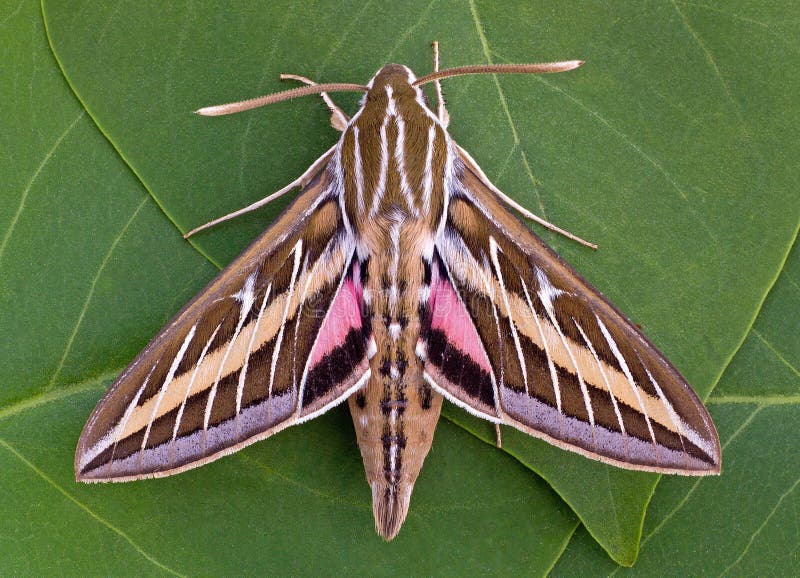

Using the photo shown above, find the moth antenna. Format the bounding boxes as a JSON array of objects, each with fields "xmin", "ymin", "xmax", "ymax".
[
  {"xmin": 413, "ymin": 60, "xmax": 584, "ymax": 87},
  {"xmin": 195, "ymin": 82, "xmax": 369, "ymax": 116}
]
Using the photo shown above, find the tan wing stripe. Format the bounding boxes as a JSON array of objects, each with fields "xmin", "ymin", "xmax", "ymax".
[
  {"xmin": 236, "ymin": 283, "xmax": 273, "ymax": 416},
  {"xmin": 114, "ymin": 240, "xmax": 351, "ymax": 440},
  {"xmin": 640, "ymin": 361, "xmax": 717, "ymax": 458},
  {"xmin": 519, "ymin": 277, "xmax": 562, "ymax": 413},
  {"xmin": 596, "ymin": 315, "xmax": 657, "ymax": 445},
  {"xmin": 142, "ymin": 324, "xmax": 197, "ymax": 450},
  {"xmin": 174, "ymin": 323, "xmax": 222, "ymax": 441},
  {"xmin": 478, "ymin": 253, "xmax": 505, "ymax": 390},
  {"xmin": 445, "ymin": 247, "xmax": 684, "ymax": 437},
  {"xmin": 641, "ymin": 362, "xmax": 686, "ymax": 450},
  {"xmin": 489, "ymin": 237, "xmax": 529, "ymax": 393},
  {"xmin": 203, "ymin": 273, "xmax": 259, "ymax": 430},
  {"xmin": 574, "ymin": 319, "xmax": 626, "ymax": 435},
  {"xmin": 268, "ymin": 241, "xmax": 304, "ymax": 399},
  {"xmin": 79, "ymin": 363, "xmax": 156, "ymax": 471},
  {"xmin": 535, "ymin": 269, "xmax": 594, "ymax": 427}
]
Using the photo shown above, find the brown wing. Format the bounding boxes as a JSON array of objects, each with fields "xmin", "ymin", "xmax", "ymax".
[
  {"xmin": 423, "ymin": 146, "xmax": 721, "ymax": 475},
  {"xmin": 76, "ymin": 156, "xmax": 370, "ymax": 482}
]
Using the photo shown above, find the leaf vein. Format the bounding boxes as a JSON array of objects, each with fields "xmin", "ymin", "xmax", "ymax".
[
  {"xmin": 238, "ymin": 1, "xmax": 300, "ymax": 193},
  {"xmin": 752, "ymin": 329, "xmax": 800, "ymax": 378},
  {"xmin": 705, "ymin": 223, "xmax": 800, "ymax": 394},
  {"xmin": 707, "ymin": 394, "xmax": 800, "ymax": 406},
  {"xmin": 468, "ymin": 0, "xmax": 546, "ymax": 218},
  {"xmin": 719, "ymin": 474, "xmax": 800, "ymax": 577},
  {"xmin": 673, "ymin": 1, "xmax": 771, "ymax": 29},
  {"xmin": 46, "ymin": 197, "xmax": 148, "ymax": 390},
  {"xmin": 0, "ymin": 0, "xmax": 24, "ymax": 27},
  {"xmin": 0, "ymin": 368, "xmax": 115, "ymax": 422},
  {"xmin": 385, "ymin": 0, "xmax": 440, "ymax": 63},
  {"xmin": 238, "ymin": 453, "xmax": 368, "ymax": 512},
  {"xmin": 669, "ymin": 0, "xmax": 753, "ymax": 142},
  {"xmin": 314, "ymin": 0, "xmax": 375, "ymax": 78},
  {"xmin": 0, "ymin": 437, "xmax": 185, "ymax": 577},
  {"xmin": 39, "ymin": 3, "xmax": 222, "ymax": 269},
  {"xmin": 0, "ymin": 109, "xmax": 85, "ymax": 268},
  {"xmin": 631, "ymin": 406, "xmax": 763, "ymax": 555}
]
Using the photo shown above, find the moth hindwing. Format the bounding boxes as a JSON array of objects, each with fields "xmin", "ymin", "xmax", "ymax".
[{"xmin": 77, "ymin": 49, "xmax": 721, "ymax": 542}]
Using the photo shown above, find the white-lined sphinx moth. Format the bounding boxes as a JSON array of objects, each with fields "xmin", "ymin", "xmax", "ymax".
[{"xmin": 76, "ymin": 44, "xmax": 721, "ymax": 541}]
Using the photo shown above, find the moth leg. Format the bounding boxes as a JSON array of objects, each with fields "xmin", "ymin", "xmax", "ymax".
[
  {"xmin": 494, "ymin": 424, "xmax": 502, "ymax": 449},
  {"xmin": 431, "ymin": 41, "xmax": 450, "ymax": 127},
  {"xmin": 281, "ymin": 73, "xmax": 349, "ymax": 131},
  {"xmin": 455, "ymin": 145, "xmax": 598, "ymax": 249},
  {"xmin": 184, "ymin": 145, "xmax": 334, "ymax": 238}
]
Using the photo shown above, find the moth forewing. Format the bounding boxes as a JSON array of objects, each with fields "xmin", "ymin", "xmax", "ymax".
[
  {"xmin": 434, "ymin": 156, "xmax": 721, "ymax": 474},
  {"xmin": 77, "ymin": 53, "xmax": 720, "ymax": 544},
  {"xmin": 75, "ymin": 155, "xmax": 368, "ymax": 482}
]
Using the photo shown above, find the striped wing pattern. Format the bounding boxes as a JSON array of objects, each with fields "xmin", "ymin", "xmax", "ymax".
[
  {"xmin": 422, "ymin": 151, "xmax": 721, "ymax": 475},
  {"xmin": 77, "ymin": 62, "xmax": 722, "ymax": 544},
  {"xmin": 76, "ymin": 166, "xmax": 369, "ymax": 481}
]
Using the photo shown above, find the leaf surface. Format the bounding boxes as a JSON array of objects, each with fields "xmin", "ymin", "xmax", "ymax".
[{"xmin": 1, "ymin": 0, "xmax": 796, "ymax": 571}]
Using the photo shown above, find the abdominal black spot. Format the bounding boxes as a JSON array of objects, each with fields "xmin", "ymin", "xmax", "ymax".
[
  {"xmin": 379, "ymin": 358, "xmax": 392, "ymax": 377},
  {"xmin": 418, "ymin": 381, "xmax": 433, "ymax": 410}
]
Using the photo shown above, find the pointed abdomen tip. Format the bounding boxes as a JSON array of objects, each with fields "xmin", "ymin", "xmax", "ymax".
[{"xmin": 372, "ymin": 483, "xmax": 412, "ymax": 541}]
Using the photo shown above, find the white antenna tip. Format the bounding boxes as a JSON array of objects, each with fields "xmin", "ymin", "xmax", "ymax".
[{"xmin": 194, "ymin": 105, "xmax": 225, "ymax": 117}]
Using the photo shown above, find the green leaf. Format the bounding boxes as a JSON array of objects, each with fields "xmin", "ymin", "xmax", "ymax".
[
  {"xmin": 551, "ymin": 232, "xmax": 800, "ymax": 575},
  {"xmin": 0, "ymin": 394, "xmax": 578, "ymax": 575},
  {"xmin": 2, "ymin": 0, "xmax": 796, "ymax": 572},
  {"xmin": 0, "ymin": 2, "xmax": 576, "ymax": 574}
]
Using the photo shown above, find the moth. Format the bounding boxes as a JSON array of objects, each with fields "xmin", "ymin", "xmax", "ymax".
[{"xmin": 76, "ymin": 43, "xmax": 721, "ymax": 540}]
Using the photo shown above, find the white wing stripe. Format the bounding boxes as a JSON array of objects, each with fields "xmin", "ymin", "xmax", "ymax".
[
  {"xmin": 596, "ymin": 315, "xmax": 657, "ymax": 445},
  {"xmin": 489, "ymin": 237, "xmax": 528, "ymax": 394},
  {"xmin": 80, "ymin": 363, "xmax": 157, "ymax": 470},
  {"xmin": 173, "ymin": 323, "xmax": 222, "ymax": 442},
  {"xmin": 535, "ymin": 270, "xmax": 594, "ymax": 427},
  {"xmin": 478, "ymin": 252, "xmax": 505, "ymax": 391},
  {"xmin": 236, "ymin": 283, "xmax": 273, "ymax": 416},
  {"xmin": 520, "ymin": 277, "xmax": 561, "ymax": 413},
  {"xmin": 574, "ymin": 319, "xmax": 625, "ymax": 434},
  {"xmin": 141, "ymin": 324, "xmax": 197, "ymax": 450},
  {"xmin": 267, "ymin": 241, "xmax": 304, "ymax": 402},
  {"xmin": 204, "ymin": 273, "xmax": 259, "ymax": 431}
]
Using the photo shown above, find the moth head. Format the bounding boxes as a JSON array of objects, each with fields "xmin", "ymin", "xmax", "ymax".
[{"xmin": 363, "ymin": 64, "xmax": 426, "ymax": 107}]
